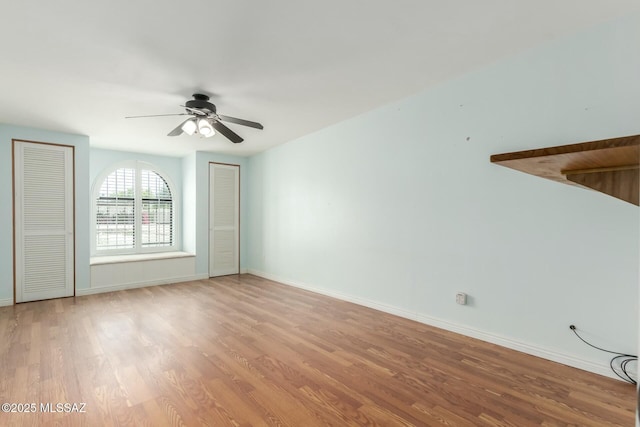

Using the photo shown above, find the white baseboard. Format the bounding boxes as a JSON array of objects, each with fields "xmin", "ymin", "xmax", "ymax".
[
  {"xmin": 76, "ymin": 274, "xmax": 209, "ymax": 296},
  {"xmin": 0, "ymin": 298, "xmax": 13, "ymax": 307},
  {"xmin": 247, "ymin": 269, "xmax": 617, "ymax": 381}
]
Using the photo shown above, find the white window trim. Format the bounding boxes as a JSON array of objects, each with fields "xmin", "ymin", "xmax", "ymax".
[{"xmin": 91, "ymin": 160, "xmax": 180, "ymax": 257}]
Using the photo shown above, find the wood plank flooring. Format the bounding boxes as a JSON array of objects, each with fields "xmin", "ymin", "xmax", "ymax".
[{"xmin": 0, "ymin": 274, "xmax": 635, "ymax": 426}]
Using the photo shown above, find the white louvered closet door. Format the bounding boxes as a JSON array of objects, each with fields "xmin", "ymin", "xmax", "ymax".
[
  {"xmin": 209, "ymin": 163, "xmax": 240, "ymax": 277},
  {"xmin": 14, "ymin": 141, "xmax": 74, "ymax": 302}
]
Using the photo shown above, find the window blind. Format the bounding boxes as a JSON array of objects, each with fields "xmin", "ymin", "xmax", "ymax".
[{"xmin": 95, "ymin": 166, "xmax": 174, "ymax": 252}]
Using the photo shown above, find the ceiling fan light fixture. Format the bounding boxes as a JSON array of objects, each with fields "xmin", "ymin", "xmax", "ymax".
[
  {"xmin": 181, "ymin": 119, "xmax": 197, "ymax": 136},
  {"xmin": 198, "ymin": 118, "xmax": 215, "ymax": 137}
]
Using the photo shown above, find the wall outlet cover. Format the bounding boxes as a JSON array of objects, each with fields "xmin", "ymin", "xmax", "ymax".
[{"xmin": 456, "ymin": 292, "xmax": 467, "ymax": 305}]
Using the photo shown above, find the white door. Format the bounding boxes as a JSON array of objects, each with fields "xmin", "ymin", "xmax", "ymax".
[
  {"xmin": 209, "ymin": 163, "xmax": 240, "ymax": 277},
  {"xmin": 14, "ymin": 141, "xmax": 75, "ymax": 302}
]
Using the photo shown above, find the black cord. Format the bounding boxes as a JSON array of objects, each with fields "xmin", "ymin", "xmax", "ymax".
[{"xmin": 569, "ymin": 325, "xmax": 637, "ymax": 385}]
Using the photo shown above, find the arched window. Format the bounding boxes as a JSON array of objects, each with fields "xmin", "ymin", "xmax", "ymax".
[{"xmin": 94, "ymin": 162, "xmax": 176, "ymax": 254}]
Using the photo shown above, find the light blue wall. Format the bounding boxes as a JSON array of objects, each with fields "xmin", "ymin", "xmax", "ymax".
[
  {"xmin": 186, "ymin": 152, "xmax": 249, "ymax": 276},
  {"xmin": 247, "ymin": 14, "xmax": 640, "ymax": 371},
  {"xmin": 90, "ymin": 148, "xmax": 184, "ymax": 189},
  {"xmin": 0, "ymin": 124, "xmax": 90, "ymax": 297},
  {"xmin": 90, "ymin": 148, "xmax": 184, "ymax": 253},
  {"xmin": 182, "ymin": 153, "xmax": 197, "ymax": 255}
]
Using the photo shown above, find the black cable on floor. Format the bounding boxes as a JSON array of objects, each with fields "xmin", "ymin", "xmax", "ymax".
[{"xmin": 569, "ymin": 325, "xmax": 637, "ymax": 385}]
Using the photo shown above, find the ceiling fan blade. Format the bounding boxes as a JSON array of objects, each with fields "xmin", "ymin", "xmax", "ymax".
[
  {"xmin": 167, "ymin": 119, "xmax": 194, "ymax": 137},
  {"xmin": 218, "ymin": 114, "xmax": 264, "ymax": 129},
  {"xmin": 125, "ymin": 113, "xmax": 189, "ymax": 119},
  {"xmin": 212, "ymin": 121, "xmax": 244, "ymax": 143}
]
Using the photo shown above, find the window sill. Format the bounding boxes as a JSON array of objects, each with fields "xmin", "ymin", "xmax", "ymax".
[{"xmin": 90, "ymin": 251, "xmax": 195, "ymax": 266}]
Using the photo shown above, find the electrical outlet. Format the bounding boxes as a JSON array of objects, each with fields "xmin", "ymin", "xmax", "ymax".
[{"xmin": 456, "ymin": 292, "xmax": 467, "ymax": 305}]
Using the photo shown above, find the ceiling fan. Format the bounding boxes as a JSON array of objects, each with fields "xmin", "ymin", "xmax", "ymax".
[{"xmin": 126, "ymin": 93, "xmax": 263, "ymax": 143}]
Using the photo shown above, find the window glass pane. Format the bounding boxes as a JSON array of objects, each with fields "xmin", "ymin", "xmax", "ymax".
[
  {"xmin": 95, "ymin": 166, "xmax": 174, "ymax": 253},
  {"xmin": 96, "ymin": 168, "xmax": 135, "ymax": 249},
  {"xmin": 140, "ymin": 169, "xmax": 173, "ymax": 247}
]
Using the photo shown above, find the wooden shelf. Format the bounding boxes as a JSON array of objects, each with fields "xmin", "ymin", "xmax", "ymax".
[{"xmin": 491, "ymin": 135, "xmax": 640, "ymax": 205}]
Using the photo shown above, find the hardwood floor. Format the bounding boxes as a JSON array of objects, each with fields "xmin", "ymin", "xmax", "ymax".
[{"xmin": 0, "ymin": 274, "xmax": 635, "ymax": 426}]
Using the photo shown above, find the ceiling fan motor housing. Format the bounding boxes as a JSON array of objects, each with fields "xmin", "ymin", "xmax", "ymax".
[{"xmin": 185, "ymin": 94, "xmax": 216, "ymax": 115}]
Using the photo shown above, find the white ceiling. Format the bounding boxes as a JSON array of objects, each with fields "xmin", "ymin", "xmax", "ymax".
[{"xmin": 0, "ymin": 1, "xmax": 637, "ymax": 157}]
